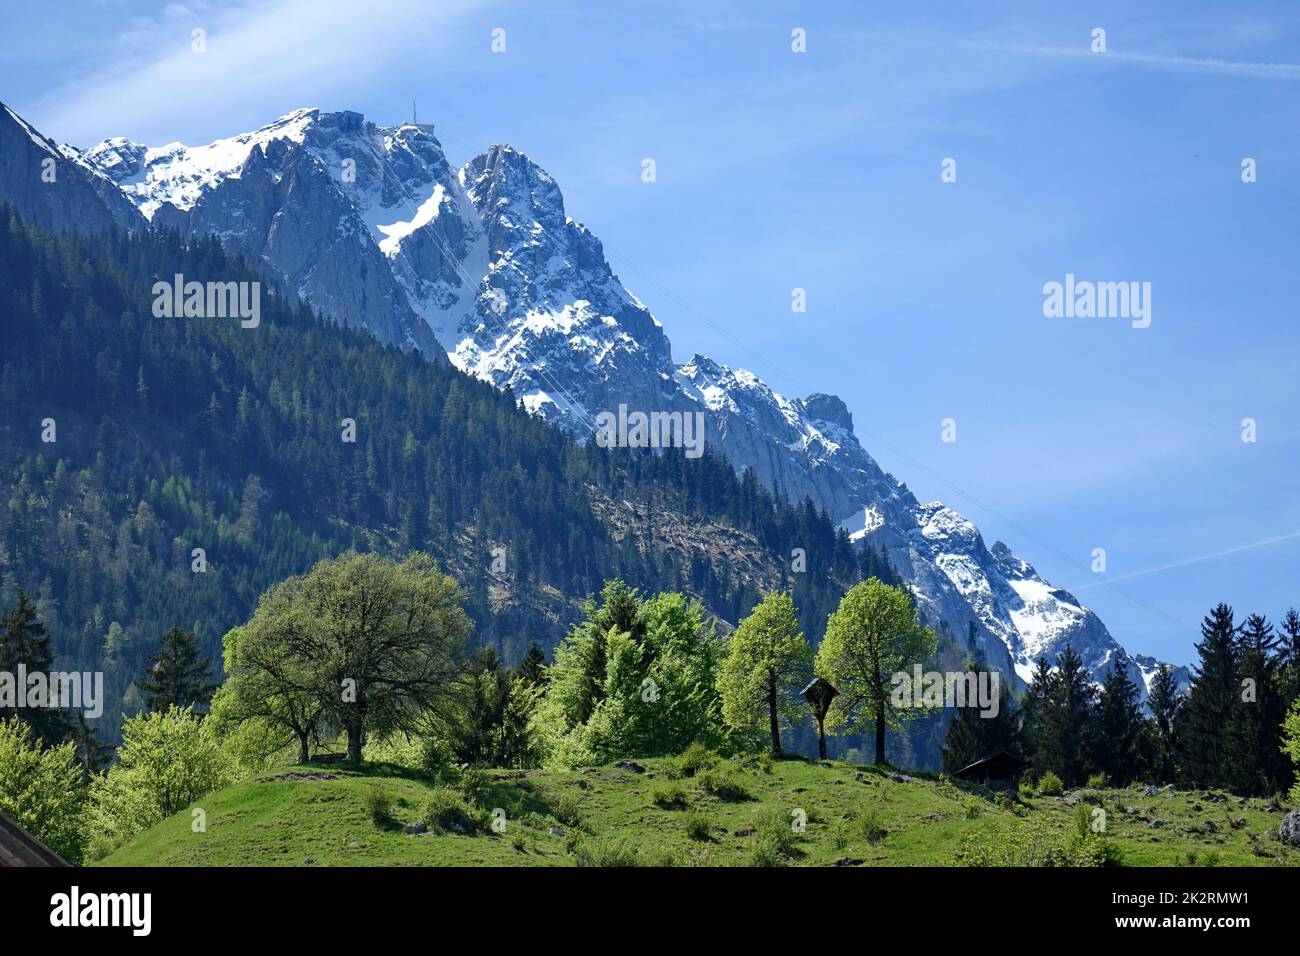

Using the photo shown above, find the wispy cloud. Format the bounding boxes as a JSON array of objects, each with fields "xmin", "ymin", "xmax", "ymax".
[
  {"xmin": 1072, "ymin": 530, "xmax": 1300, "ymax": 591},
  {"xmin": 31, "ymin": 0, "xmax": 497, "ymax": 145},
  {"xmin": 984, "ymin": 42, "xmax": 1300, "ymax": 80}
]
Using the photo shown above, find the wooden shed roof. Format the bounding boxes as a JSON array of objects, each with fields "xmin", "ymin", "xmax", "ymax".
[{"xmin": 0, "ymin": 808, "xmax": 68, "ymax": 867}]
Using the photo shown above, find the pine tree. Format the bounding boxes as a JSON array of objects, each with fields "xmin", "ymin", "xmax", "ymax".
[
  {"xmin": 941, "ymin": 671, "xmax": 1021, "ymax": 774},
  {"xmin": 1035, "ymin": 646, "xmax": 1096, "ymax": 787},
  {"xmin": 1020, "ymin": 656, "xmax": 1055, "ymax": 778},
  {"xmin": 1145, "ymin": 664, "xmax": 1182, "ymax": 783},
  {"xmin": 1091, "ymin": 657, "xmax": 1144, "ymax": 785},
  {"xmin": 1225, "ymin": 613, "xmax": 1285, "ymax": 795},
  {"xmin": 136, "ymin": 626, "xmax": 215, "ymax": 713},
  {"xmin": 0, "ymin": 588, "xmax": 70, "ymax": 744},
  {"xmin": 1175, "ymin": 603, "xmax": 1239, "ymax": 790},
  {"xmin": 69, "ymin": 713, "xmax": 113, "ymax": 784},
  {"xmin": 517, "ymin": 641, "xmax": 548, "ymax": 687}
]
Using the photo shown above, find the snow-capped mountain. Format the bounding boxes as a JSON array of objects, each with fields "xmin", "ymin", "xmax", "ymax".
[{"xmin": 9, "ymin": 103, "xmax": 1185, "ymax": 699}]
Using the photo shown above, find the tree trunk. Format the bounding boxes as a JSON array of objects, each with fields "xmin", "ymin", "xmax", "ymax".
[
  {"xmin": 817, "ymin": 716, "xmax": 828, "ymax": 760},
  {"xmin": 347, "ymin": 722, "xmax": 364, "ymax": 765},
  {"xmin": 297, "ymin": 730, "xmax": 310, "ymax": 765},
  {"xmin": 874, "ymin": 705, "xmax": 886, "ymax": 765},
  {"xmin": 767, "ymin": 676, "xmax": 781, "ymax": 753}
]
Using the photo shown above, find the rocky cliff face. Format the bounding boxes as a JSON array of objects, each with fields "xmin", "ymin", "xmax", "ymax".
[
  {"xmin": 0, "ymin": 103, "xmax": 143, "ymax": 234},
  {"xmin": 57, "ymin": 105, "xmax": 1188, "ymax": 698}
]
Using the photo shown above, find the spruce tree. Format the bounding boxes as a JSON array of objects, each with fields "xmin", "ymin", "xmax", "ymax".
[
  {"xmin": 136, "ymin": 626, "xmax": 215, "ymax": 713},
  {"xmin": 517, "ymin": 641, "xmax": 548, "ymax": 687},
  {"xmin": 1175, "ymin": 603, "xmax": 1239, "ymax": 790},
  {"xmin": 0, "ymin": 588, "xmax": 70, "ymax": 744},
  {"xmin": 1020, "ymin": 656, "xmax": 1055, "ymax": 777},
  {"xmin": 941, "ymin": 672, "xmax": 1021, "ymax": 774},
  {"xmin": 1226, "ymin": 613, "xmax": 1285, "ymax": 795},
  {"xmin": 1091, "ymin": 657, "xmax": 1144, "ymax": 785},
  {"xmin": 1145, "ymin": 663, "xmax": 1182, "ymax": 783}
]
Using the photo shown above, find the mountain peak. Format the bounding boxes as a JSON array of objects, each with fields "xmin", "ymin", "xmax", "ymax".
[{"xmin": 803, "ymin": 393, "xmax": 854, "ymax": 431}]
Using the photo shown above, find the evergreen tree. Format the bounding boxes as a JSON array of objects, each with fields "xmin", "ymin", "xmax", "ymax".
[
  {"xmin": 941, "ymin": 673, "xmax": 1021, "ymax": 775},
  {"xmin": 0, "ymin": 588, "xmax": 70, "ymax": 744},
  {"xmin": 137, "ymin": 626, "xmax": 216, "ymax": 713},
  {"xmin": 517, "ymin": 641, "xmax": 548, "ymax": 687},
  {"xmin": 1175, "ymin": 603, "xmax": 1239, "ymax": 790},
  {"xmin": 1144, "ymin": 663, "xmax": 1182, "ymax": 783},
  {"xmin": 1035, "ymin": 646, "xmax": 1096, "ymax": 787},
  {"xmin": 1020, "ymin": 656, "xmax": 1055, "ymax": 778},
  {"xmin": 1225, "ymin": 613, "xmax": 1286, "ymax": 795},
  {"xmin": 1091, "ymin": 657, "xmax": 1144, "ymax": 785}
]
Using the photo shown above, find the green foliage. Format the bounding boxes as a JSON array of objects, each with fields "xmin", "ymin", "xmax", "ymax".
[
  {"xmin": 673, "ymin": 741, "xmax": 720, "ymax": 778},
  {"xmin": 451, "ymin": 647, "xmax": 542, "ymax": 769},
  {"xmin": 684, "ymin": 812, "xmax": 711, "ymax": 840},
  {"xmin": 87, "ymin": 706, "xmax": 233, "ymax": 854},
  {"xmin": 362, "ymin": 783, "xmax": 396, "ymax": 825},
  {"xmin": 1037, "ymin": 771, "xmax": 1065, "ymax": 796},
  {"xmin": 536, "ymin": 583, "xmax": 724, "ymax": 765},
  {"xmin": 0, "ymin": 589, "xmax": 69, "ymax": 745},
  {"xmin": 1283, "ymin": 697, "xmax": 1300, "ymax": 803},
  {"xmin": 650, "ymin": 782, "xmax": 689, "ymax": 810},
  {"xmin": 696, "ymin": 767, "xmax": 751, "ymax": 801},
  {"xmin": 717, "ymin": 591, "xmax": 813, "ymax": 752},
  {"xmin": 957, "ymin": 815, "xmax": 1112, "ymax": 867},
  {"xmin": 814, "ymin": 578, "xmax": 936, "ymax": 762},
  {"xmin": 856, "ymin": 803, "xmax": 886, "ymax": 843},
  {"xmin": 422, "ymin": 786, "xmax": 478, "ymax": 833},
  {"xmin": 0, "ymin": 716, "xmax": 86, "ymax": 862},
  {"xmin": 137, "ymin": 625, "xmax": 214, "ymax": 713},
  {"xmin": 570, "ymin": 835, "xmax": 676, "ymax": 867}
]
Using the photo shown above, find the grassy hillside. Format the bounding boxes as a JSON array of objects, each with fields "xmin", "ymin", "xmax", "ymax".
[{"xmin": 96, "ymin": 756, "xmax": 1300, "ymax": 867}]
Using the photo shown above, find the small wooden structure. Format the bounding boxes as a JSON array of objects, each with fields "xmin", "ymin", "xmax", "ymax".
[
  {"xmin": 954, "ymin": 750, "xmax": 1025, "ymax": 791},
  {"xmin": 801, "ymin": 677, "xmax": 839, "ymax": 760},
  {"xmin": 0, "ymin": 808, "xmax": 67, "ymax": 867}
]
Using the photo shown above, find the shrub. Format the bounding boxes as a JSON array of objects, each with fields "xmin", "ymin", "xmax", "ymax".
[
  {"xmin": 1085, "ymin": 772, "xmax": 1108, "ymax": 790},
  {"xmin": 363, "ymin": 783, "xmax": 396, "ymax": 825},
  {"xmin": 1037, "ymin": 771, "xmax": 1065, "ymax": 796},
  {"xmin": 651, "ymin": 783, "xmax": 689, "ymax": 810},
  {"xmin": 747, "ymin": 832, "xmax": 788, "ymax": 867},
  {"xmin": 546, "ymin": 790, "xmax": 587, "ymax": 830},
  {"xmin": 857, "ymin": 804, "xmax": 886, "ymax": 843},
  {"xmin": 422, "ymin": 786, "xmax": 477, "ymax": 834},
  {"xmin": 571, "ymin": 836, "xmax": 639, "ymax": 867},
  {"xmin": 0, "ymin": 718, "xmax": 86, "ymax": 863},
  {"xmin": 697, "ymin": 768, "xmax": 750, "ymax": 801},
  {"xmin": 685, "ymin": 812, "xmax": 712, "ymax": 841},
  {"xmin": 753, "ymin": 804, "xmax": 798, "ymax": 855},
  {"xmin": 676, "ymin": 742, "xmax": 719, "ymax": 778}
]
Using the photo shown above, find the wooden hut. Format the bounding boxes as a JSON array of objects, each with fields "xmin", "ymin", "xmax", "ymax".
[
  {"xmin": 953, "ymin": 750, "xmax": 1025, "ymax": 791},
  {"xmin": 0, "ymin": 808, "xmax": 67, "ymax": 867}
]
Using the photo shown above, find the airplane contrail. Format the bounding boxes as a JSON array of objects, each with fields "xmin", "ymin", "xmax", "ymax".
[{"xmin": 1073, "ymin": 530, "xmax": 1300, "ymax": 591}]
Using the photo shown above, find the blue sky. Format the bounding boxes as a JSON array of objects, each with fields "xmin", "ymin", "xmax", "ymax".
[{"xmin": 4, "ymin": 0, "xmax": 1299, "ymax": 666}]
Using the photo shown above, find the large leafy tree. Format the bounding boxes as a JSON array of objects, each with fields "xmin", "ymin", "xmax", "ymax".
[
  {"xmin": 718, "ymin": 592, "xmax": 813, "ymax": 753},
  {"xmin": 137, "ymin": 625, "xmax": 215, "ymax": 713},
  {"xmin": 87, "ymin": 706, "xmax": 232, "ymax": 854},
  {"xmin": 212, "ymin": 591, "xmax": 324, "ymax": 765},
  {"xmin": 814, "ymin": 578, "xmax": 935, "ymax": 765},
  {"xmin": 0, "ymin": 716, "xmax": 86, "ymax": 863},
  {"xmin": 280, "ymin": 552, "xmax": 471, "ymax": 765}
]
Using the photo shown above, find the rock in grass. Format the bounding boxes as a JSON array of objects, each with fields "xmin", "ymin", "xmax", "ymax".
[
  {"xmin": 1280, "ymin": 811, "xmax": 1300, "ymax": 848},
  {"xmin": 404, "ymin": 822, "xmax": 428, "ymax": 835},
  {"xmin": 615, "ymin": 760, "xmax": 646, "ymax": 774}
]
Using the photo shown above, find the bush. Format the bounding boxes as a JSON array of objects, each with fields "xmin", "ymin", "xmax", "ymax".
[
  {"xmin": 753, "ymin": 804, "xmax": 798, "ymax": 856},
  {"xmin": 651, "ymin": 783, "xmax": 689, "ymax": 810},
  {"xmin": 685, "ymin": 812, "xmax": 712, "ymax": 841},
  {"xmin": 546, "ymin": 790, "xmax": 587, "ymax": 830},
  {"xmin": 570, "ymin": 836, "xmax": 678, "ymax": 867},
  {"xmin": 0, "ymin": 718, "xmax": 86, "ymax": 863},
  {"xmin": 697, "ymin": 768, "xmax": 750, "ymax": 801},
  {"xmin": 1085, "ymin": 772, "xmax": 1108, "ymax": 790},
  {"xmin": 747, "ymin": 832, "xmax": 788, "ymax": 867},
  {"xmin": 363, "ymin": 783, "xmax": 396, "ymax": 825},
  {"xmin": 1037, "ymin": 771, "xmax": 1065, "ymax": 796},
  {"xmin": 676, "ymin": 742, "xmax": 719, "ymax": 778},
  {"xmin": 856, "ymin": 804, "xmax": 886, "ymax": 843},
  {"xmin": 422, "ymin": 786, "xmax": 478, "ymax": 834}
]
